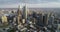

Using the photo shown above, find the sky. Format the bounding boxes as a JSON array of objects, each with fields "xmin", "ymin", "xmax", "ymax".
[{"xmin": 0, "ymin": 0, "xmax": 60, "ymax": 8}]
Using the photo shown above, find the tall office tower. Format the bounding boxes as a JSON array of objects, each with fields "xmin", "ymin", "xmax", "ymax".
[
  {"xmin": 39, "ymin": 13, "xmax": 43, "ymax": 25},
  {"xmin": 23, "ymin": 5, "xmax": 28, "ymax": 20},
  {"xmin": 17, "ymin": 5, "xmax": 21, "ymax": 25},
  {"xmin": 1, "ymin": 15, "xmax": 8, "ymax": 24},
  {"xmin": 43, "ymin": 14, "xmax": 49, "ymax": 26},
  {"xmin": 17, "ymin": 5, "xmax": 21, "ymax": 16},
  {"xmin": 32, "ymin": 11, "xmax": 36, "ymax": 18},
  {"xmin": 36, "ymin": 13, "xmax": 44, "ymax": 27},
  {"xmin": 48, "ymin": 13, "xmax": 54, "ymax": 25}
]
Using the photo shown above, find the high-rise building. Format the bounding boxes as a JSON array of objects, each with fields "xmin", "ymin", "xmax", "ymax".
[
  {"xmin": 32, "ymin": 11, "xmax": 36, "ymax": 18},
  {"xmin": 36, "ymin": 13, "xmax": 44, "ymax": 27},
  {"xmin": 16, "ymin": 5, "xmax": 22, "ymax": 25},
  {"xmin": 1, "ymin": 15, "xmax": 8, "ymax": 24},
  {"xmin": 43, "ymin": 14, "xmax": 49, "ymax": 26},
  {"xmin": 48, "ymin": 13, "xmax": 54, "ymax": 25},
  {"xmin": 22, "ymin": 19, "xmax": 25, "ymax": 24},
  {"xmin": 23, "ymin": 5, "xmax": 28, "ymax": 20},
  {"xmin": 39, "ymin": 13, "xmax": 43, "ymax": 25},
  {"xmin": 17, "ymin": 5, "xmax": 21, "ymax": 16}
]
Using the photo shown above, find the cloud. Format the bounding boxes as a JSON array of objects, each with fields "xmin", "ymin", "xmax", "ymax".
[
  {"xmin": 0, "ymin": 0, "xmax": 60, "ymax": 4},
  {"xmin": 0, "ymin": 0, "xmax": 60, "ymax": 8},
  {"xmin": 0, "ymin": 2, "xmax": 60, "ymax": 8}
]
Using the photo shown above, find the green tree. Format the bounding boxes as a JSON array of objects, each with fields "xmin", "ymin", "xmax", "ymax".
[{"xmin": 8, "ymin": 28, "xmax": 15, "ymax": 32}]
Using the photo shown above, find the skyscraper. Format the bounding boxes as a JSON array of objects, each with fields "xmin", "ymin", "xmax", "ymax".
[
  {"xmin": 17, "ymin": 5, "xmax": 21, "ymax": 25},
  {"xmin": 36, "ymin": 13, "xmax": 44, "ymax": 27},
  {"xmin": 48, "ymin": 13, "xmax": 54, "ymax": 25},
  {"xmin": 39, "ymin": 13, "xmax": 43, "ymax": 25},
  {"xmin": 23, "ymin": 5, "xmax": 28, "ymax": 20},
  {"xmin": 43, "ymin": 14, "xmax": 49, "ymax": 26},
  {"xmin": 17, "ymin": 5, "xmax": 21, "ymax": 16},
  {"xmin": 1, "ymin": 15, "xmax": 8, "ymax": 24}
]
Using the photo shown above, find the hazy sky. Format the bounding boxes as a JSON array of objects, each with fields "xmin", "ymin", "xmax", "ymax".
[{"xmin": 0, "ymin": 0, "xmax": 60, "ymax": 8}]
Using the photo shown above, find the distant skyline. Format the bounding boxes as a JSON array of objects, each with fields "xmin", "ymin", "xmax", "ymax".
[{"xmin": 0, "ymin": 0, "xmax": 60, "ymax": 8}]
